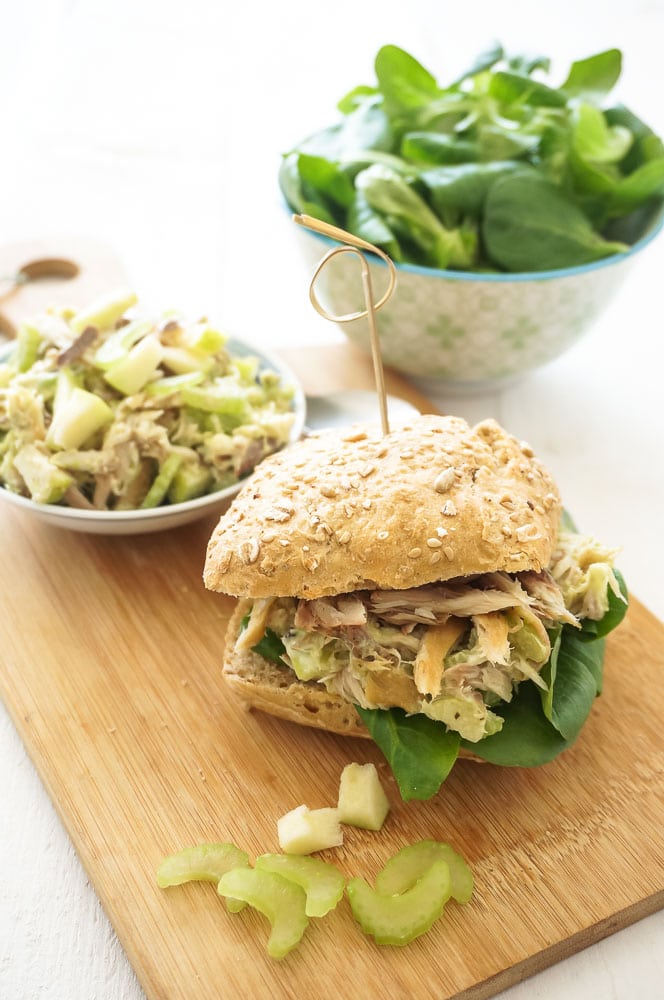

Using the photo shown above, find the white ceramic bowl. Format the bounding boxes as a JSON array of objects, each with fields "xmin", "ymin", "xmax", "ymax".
[
  {"xmin": 0, "ymin": 337, "xmax": 306, "ymax": 534},
  {"xmin": 291, "ymin": 206, "xmax": 664, "ymax": 392}
]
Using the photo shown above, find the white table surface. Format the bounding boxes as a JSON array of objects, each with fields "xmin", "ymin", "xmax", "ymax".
[{"xmin": 1, "ymin": 2, "xmax": 663, "ymax": 998}]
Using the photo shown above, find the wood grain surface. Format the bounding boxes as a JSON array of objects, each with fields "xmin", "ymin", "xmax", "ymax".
[{"xmin": 1, "ymin": 343, "xmax": 664, "ymax": 1000}]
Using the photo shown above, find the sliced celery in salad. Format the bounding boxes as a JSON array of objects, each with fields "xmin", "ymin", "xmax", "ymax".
[{"xmin": 0, "ymin": 290, "xmax": 297, "ymax": 510}]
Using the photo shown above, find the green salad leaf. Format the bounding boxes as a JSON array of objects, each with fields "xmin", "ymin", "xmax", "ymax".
[
  {"xmin": 560, "ymin": 48, "xmax": 622, "ymax": 101},
  {"xmin": 538, "ymin": 627, "xmax": 602, "ymax": 741},
  {"xmin": 355, "ymin": 706, "xmax": 460, "ymax": 801},
  {"xmin": 280, "ymin": 43, "xmax": 664, "ymax": 272},
  {"xmin": 482, "ymin": 172, "xmax": 629, "ymax": 271},
  {"xmin": 252, "ymin": 629, "xmax": 288, "ymax": 665},
  {"xmin": 240, "ymin": 614, "xmax": 288, "ymax": 666},
  {"xmin": 578, "ymin": 567, "xmax": 628, "ymax": 640}
]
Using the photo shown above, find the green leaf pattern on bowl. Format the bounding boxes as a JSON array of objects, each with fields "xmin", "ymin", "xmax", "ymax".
[{"xmin": 295, "ymin": 227, "xmax": 638, "ymax": 387}]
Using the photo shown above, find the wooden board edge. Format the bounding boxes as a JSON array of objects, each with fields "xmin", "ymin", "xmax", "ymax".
[{"xmin": 454, "ymin": 889, "xmax": 664, "ymax": 1000}]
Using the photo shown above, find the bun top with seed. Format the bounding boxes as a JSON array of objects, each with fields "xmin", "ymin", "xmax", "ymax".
[{"xmin": 203, "ymin": 414, "xmax": 562, "ymax": 599}]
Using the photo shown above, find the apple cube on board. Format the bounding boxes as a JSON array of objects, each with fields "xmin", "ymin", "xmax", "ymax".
[
  {"xmin": 337, "ymin": 762, "xmax": 390, "ymax": 831},
  {"xmin": 277, "ymin": 804, "xmax": 343, "ymax": 855}
]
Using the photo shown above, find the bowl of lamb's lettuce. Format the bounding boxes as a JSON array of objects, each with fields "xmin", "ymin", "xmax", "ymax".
[{"xmin": 280, "ymin": 43, "xmax": 664, "ymax": 390}]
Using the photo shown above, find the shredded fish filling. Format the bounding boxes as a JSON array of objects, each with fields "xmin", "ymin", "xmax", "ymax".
[{"xmin": 243, "ymin": 531, "xmax": 622, "ymax": 743}]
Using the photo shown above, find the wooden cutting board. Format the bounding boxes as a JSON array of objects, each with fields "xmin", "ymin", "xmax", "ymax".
[{"xmin": 1, "ymin": 254, "xmax": 663, "ymax": 999}]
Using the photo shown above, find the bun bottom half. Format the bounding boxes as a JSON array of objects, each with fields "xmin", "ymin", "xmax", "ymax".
[{"xmin": 222, "ymin": 602, "xmax": 483, "ymax": 763}]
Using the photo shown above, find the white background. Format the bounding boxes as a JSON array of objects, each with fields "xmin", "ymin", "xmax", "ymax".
[{"xmin": 1, "ymin": 1, "xmax": 663, "ymax": 998}]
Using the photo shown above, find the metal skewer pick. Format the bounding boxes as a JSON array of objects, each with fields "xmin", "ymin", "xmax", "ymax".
[{"xmin": 293, "ymin": 214, "xmax": 397, "ymax": 437}]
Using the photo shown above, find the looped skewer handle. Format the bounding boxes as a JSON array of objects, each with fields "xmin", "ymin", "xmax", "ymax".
[{"xmin": 293, "ymin": 214, "xmax": 397, "ymax": 436}]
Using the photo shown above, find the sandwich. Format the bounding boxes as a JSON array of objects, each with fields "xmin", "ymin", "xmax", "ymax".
[{"xmin": 203, "ymin": 414, "xmax": 627, "ymax": 799}]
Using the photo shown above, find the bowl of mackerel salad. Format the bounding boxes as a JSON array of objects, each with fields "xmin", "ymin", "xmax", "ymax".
[{"xmin": 0, "ymin": 290, "xmax": 305, "ymax": 534}]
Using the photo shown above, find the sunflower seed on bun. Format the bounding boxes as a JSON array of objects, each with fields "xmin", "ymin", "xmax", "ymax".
[{"xmin": 204, "ymin": 415, "xmax": 561, "ymax": 598}]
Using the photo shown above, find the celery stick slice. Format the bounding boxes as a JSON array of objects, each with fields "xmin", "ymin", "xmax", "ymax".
[
  {"xmin": 52, "ymin": 367, "xmax": 80, "ymax": 412},
  {"xmin": 180, "ymin": 381, "xmax": 250, "ymax": 418},
  {"xmin": 143, "ymin": 371, "xmax": 205, "ymax": 398},
  {"xmin": 374, "ymin": 839, "xmax": 473, "ymax": 904},
  {"xmin": 183, "ymin": 323, "xmax": 227, "ymax": 354},
  {"xmin": 255, "ymin": 853, "xmax": 345, "ymax": 917},
  {"xmin": 156, "ymin": 842, "xmax": 249, "ymax": 888},
  {"xmin": 347, "ymin": 858, "xmax": 451, "ymax": 946},
  {"xmin": 167, "ymin": 460, "xmax": 212, "ymax": 503},
  {"xmin": 15, "ymin": 322, "xmax": 44, "ymax": 372},
  {"xmin": 140, "ymin": 452, "xmax": 184, "ymax": 509},
  {"xmin": 218, "ymin": 867, "xmax": 309, "ymax": 959}
]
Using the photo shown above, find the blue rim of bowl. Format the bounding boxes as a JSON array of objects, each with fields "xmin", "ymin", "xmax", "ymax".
[
  {"xmin": 287, "ymin": 200, "xmax": 664, "ymax": 283},
  {"xmin": 0, "ymin": 335, "xmax": 306, "ymax": 524}
]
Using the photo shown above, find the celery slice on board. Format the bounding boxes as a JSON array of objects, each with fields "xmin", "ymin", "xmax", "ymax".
[
  {"xmin": 374, "ymin": 839, "xmax": 474, "ymax": 904},
  {"xmin": 156, "ymin": 842, "xmax": 249, "ymax": 888},
  {"xmin": 218, "ymin": 867, "xmax": 309, "ymax": 959},
  {"xmin": 347, "ymin": 859, "xmax": 451, "ymax": 946},
  {"xmin": 255, "ymin": 853, "xmax": 345, "ymax": 917}
]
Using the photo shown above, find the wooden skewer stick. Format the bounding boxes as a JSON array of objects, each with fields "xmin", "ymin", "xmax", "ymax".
[{"xmin": 293, "ymin": 213, "xmax": 397, "ymax": 436}]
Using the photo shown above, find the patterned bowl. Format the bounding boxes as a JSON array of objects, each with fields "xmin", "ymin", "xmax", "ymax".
[{"xmin": 290, "ymin": 207, "xmax": 664, "ymax": 392}]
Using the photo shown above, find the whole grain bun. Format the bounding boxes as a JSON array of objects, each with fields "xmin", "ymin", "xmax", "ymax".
[
  {"xmin": 222, "ymin": 601, "xmax": 483, "ymax": 761},
  {"xmin": 204, "ymin": 415, "xmax": 561, "ymax": 599}
]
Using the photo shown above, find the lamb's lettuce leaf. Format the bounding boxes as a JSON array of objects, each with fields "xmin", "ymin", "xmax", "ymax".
[
  {"xmin": 578, "ymin": 567, "xmax": 628, "ymax": 640},
  {"xmin": 355, "ymin": 706, "xmax": 459, "ymax": 801},
  {"xmin": 240, "ymin": 613, "xmax": 288, "ymax": 666},
  {"xmin": 538, "ymin": 626, "xmax": 601, "ymax": 741},
  {"xmin": 280, "ymin": 43, "xmax": 664, "ymax": 272},
  {"xmin": 253, "ymin": 628, "xmax": 288, "ymax": 665}
]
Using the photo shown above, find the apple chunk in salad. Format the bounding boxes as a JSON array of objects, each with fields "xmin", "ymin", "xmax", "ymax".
[{"xmin": 0, "ymin": 291, "xmax": 299, "ymax": 510}]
